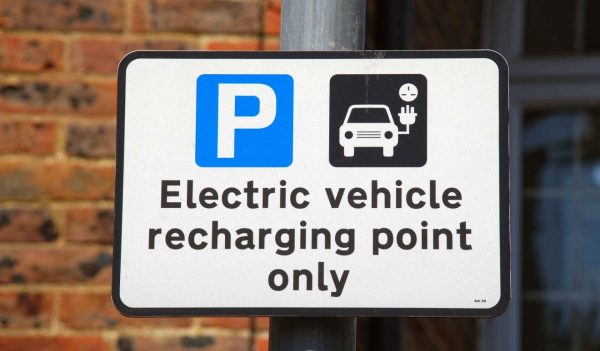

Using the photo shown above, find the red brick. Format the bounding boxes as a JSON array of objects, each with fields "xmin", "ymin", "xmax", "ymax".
[
  {"xmin": 66, "ymin": 122, "xmax": 116, "ymax": 158},
  {"xmin": 0, "ymin": 292, "xmax": 52, "ymax": 329},
  {"xmin": 0, "ymin": 120, "xmax": 55, "ymax": 154},
  {"xmin": 60, "ymin": 292, "xmax": 192, "ymax": 329},
  {"xmin": 0, "ymin": 36, "xmax": 64, "ymax": 72},
  {"xmin": 202, "ymin": 317, "xmax": 269, "ymax": 330},
  {"xmin": 264, "ymin": 0, "xmax": 281, "ymax": 35},
  {"xmin": 0, "ymin": 79, "xmax": 116, "ymax": 116},
  {"xmin": 0, "ymin": 161, "xmax": 115, "ymax": 201},
  {"xmin": 0, "ymin": 208, "xmax": 58, "ymax": 242},
  {"xmin": 0, "ymin": 336, "xmax": 110, "ymax": 351},
  {"xmin": 254, "ymin": 336, "xmax": 269, "ymax": 351},
  {"xmin": 206, "ymin": 38, "xmax": 261, "ymax": 51},
  {"xmin": 132, "ymin": 0, "xmax": 261, "ymax": 34},
  {"xmin": 66, "ymin": 208, "xmax": 113, "ymax": 244},
  {"xmin": 0, "ymin": 0, "xmax": 20, "ymax": 28},
  {"xmin": 205, "ymin": 38, "xmax": 279, "ymax": 51},
  {"xmin": 116, "ymin": 335, "xmax": 248, "ymax": 351},
  {"xmin": 71, "ymin": 37, "xmax": 198, "ymax": 74},
  {"xmin": 0, "ymin": 248, "xmax": 111, "ymax": 284},
  {"xmin": 0, "ymin": 0, "xmax": 124, "ymax": 32},
  {"xmin": 263, "ymin": 38, "xmax": 280, "ymax": 51}
]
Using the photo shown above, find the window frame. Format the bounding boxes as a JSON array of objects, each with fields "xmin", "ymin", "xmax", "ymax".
[{"xmin": 480, "ymin": 0, "xmax": 600, "ymax": 350}]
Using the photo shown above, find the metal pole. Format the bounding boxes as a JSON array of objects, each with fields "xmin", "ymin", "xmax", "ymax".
[
  {"xmin": 271, "ymin": 1, "xmax": 366, "ymax": 350},
  {"xmin": 280, "ymin": 0, "xmax": 366, "ymax": 51}
]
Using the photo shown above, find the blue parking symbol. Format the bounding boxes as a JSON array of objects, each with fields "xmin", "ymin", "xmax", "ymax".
[{"xmin": 196, "ymin": 74, "xmax": 294, "ymax": 167}]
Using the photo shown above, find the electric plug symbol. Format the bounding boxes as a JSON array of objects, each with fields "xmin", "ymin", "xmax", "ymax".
[{"xmin": 398, "ymin": 105, "xmax": 417, "ymax": 125}]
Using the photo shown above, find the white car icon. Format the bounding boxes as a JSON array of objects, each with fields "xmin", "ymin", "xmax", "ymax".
[{"xmin": 339, "ymin": 104, "xmax": 399, "ymax": 157}]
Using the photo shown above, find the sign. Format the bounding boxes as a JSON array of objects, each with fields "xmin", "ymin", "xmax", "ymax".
[{"xmin": 113, "ymin": 51, "xmax": 509, "ymax": 317}]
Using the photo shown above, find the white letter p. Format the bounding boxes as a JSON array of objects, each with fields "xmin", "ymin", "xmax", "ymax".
[{"xmin": 217, "ymin": 83, "xmax": 276, "ymax": 158}]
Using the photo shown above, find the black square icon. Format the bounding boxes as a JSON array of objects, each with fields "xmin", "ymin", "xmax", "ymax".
[{"xmin": 329, "ymin": 74, "xmax": 427, "ymax": 167}]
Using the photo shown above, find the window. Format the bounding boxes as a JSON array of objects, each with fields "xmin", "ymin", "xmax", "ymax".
[
  {"xmin": 522, "ymin": 108, "xmax": 600, "ymax": 350},
  {"xmin": 482, "ymin": 0, "xmax": 600, "ymax": 350},
  {"xmin": 524, "ymin": 0, "xmax": 600, "ymax": 55}
]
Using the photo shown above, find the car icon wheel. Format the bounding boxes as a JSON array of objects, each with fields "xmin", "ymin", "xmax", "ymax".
[{"xmin": 383, "ymin": 146, "xmax": 394, "ymax": 157}]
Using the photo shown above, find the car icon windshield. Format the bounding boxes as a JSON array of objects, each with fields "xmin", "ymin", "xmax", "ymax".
[{"xmin": 346, "ymin": 106, "xmax": 392, "ymax": 123}]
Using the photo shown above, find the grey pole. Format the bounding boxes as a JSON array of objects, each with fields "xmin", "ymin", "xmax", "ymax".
[
  {"xmin": 280, "ymin": 0, "xmax": 366, "ymax": 51},
  {"xmin": 270, "ymin": 1, "xmax": 366, "ymax": 350}
]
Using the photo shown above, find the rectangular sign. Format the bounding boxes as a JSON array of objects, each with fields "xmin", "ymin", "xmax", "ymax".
[{"xmin": 113, "ymin": 51, "xmax": 510, "ymax": 317}]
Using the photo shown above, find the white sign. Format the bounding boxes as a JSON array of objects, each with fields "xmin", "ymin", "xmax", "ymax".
[{"xmin": 113, "ymin": 51, "xmax": 509, "ymax": 317}]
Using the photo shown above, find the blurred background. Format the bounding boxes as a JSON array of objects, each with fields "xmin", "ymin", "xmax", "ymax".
[{"xmin": 0, "ymin": 0, "xmax": 599, "ymax": 350}]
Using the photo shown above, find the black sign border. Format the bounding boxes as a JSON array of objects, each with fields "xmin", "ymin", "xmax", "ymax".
[{"xmin": 114, "ymin": 50, "xmax": 510, "ymax": 318}]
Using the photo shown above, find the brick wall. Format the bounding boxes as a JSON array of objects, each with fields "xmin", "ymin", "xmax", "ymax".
[{"xmin": 0, "ymin": 0, "xmax": 279, "ymax": 350}]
